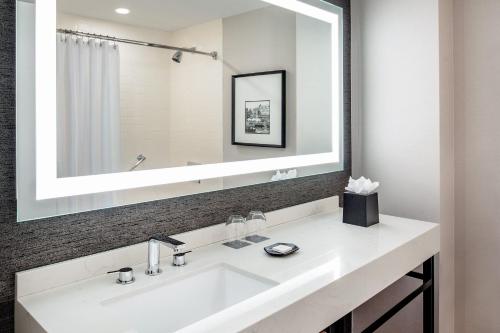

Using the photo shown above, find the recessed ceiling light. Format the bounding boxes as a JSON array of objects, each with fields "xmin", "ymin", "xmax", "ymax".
[{"xmin": 115, "ymin": 8, "xmax": 130, "ymax": 15}]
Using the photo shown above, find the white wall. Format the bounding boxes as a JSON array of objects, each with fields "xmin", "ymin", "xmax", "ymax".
[
  {"xmin": 352, "ymin": 0, "xmax": 440, "ymax": 332},
  {"xmin": 353, "ymin": 0, "xmax": 440, "ymax": 222},
  {"xmin": 165, "ymin": 19, "xmax": 224, "ymax": 196},
  {"xmin": 168, "ymin": 19, "xmax": 223, "ymax": 168},
  {"xmin": 115, "ymin": 17, "xmax": 226, "ymax": 203}
]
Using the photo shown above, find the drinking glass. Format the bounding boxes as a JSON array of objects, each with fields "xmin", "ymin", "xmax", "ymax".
[
  {"xmin": 247, "ymin": 210, "xmax": 267, "ymax": 234},
  {"xmin": 226, "ymin": 214, "xmax": 247, "ymax": 242},
  {"xmin": 245, "ymin": 211, "xmax": 269, "ymax": 242}
]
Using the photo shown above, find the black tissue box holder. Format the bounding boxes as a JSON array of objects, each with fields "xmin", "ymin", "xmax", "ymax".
[{"xmin": 342, "ymin": 192, "xmax": 379, "ymax": 227}]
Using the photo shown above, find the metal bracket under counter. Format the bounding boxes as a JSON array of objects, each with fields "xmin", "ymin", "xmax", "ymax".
[{"xmin": 325, "ymin": 256, "xmax": 435, "ymax": 333}]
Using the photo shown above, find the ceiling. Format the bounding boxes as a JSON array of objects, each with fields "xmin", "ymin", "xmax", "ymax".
[{"xmin": 57, "ymin": 0, "xmax": 269, "ymax": 32}]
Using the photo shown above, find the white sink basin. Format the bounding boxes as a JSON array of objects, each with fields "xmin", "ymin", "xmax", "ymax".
[{"xmin": 102, "ymin": 264, "xmax": 277, "ymax": 333}]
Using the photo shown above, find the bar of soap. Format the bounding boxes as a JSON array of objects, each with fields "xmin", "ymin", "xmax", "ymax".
[{"xmin": 272, "ymin": 244, "xmax": 293, "ymax": 254}]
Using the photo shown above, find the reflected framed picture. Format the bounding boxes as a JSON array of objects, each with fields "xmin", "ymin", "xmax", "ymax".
[{"xmin": 232, "ymin": 70, "xmax": 286, "ymax": 148}]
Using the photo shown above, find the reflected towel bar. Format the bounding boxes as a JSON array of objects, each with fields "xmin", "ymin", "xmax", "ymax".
[{"xmin": 129, "ymin": 154, "xmax": 146, "ymax": 171}]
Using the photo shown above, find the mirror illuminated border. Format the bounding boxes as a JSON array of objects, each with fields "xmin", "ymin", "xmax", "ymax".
[{"xmin": 35, "ymin": 0, "xmax": 343, "ymax": 199}]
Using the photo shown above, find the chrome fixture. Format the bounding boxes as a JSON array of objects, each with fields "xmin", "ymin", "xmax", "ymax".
[
  {"xmin": 57, "ymin": 29, "xmax": 218, "ymax": 60},
  {"xmin": 129, "ymin": 154, "xmax": 146, "ymax": 171},
  {"xmin": 107, "ymin": 267, "xmax": 135, "ymax": 284},
  {"xmin": 172, "ymin": 47, "xmax": 199, "ymax": 63},
  {"xmin": 146, "ymin": 235, "xmax": 189, "ymax": 276},
  {"xmin": 173, "ymin": 251, "xmax": 190, "ymax": 266},
  {"xmin": 172, "ymin": 50, "xmax": 183, "ymax": 63}
]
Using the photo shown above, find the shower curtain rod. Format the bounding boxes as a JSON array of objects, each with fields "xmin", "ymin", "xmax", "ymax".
[{"xmin": 57, "ymin": 28, "xmax": 218, "ymax": 60}]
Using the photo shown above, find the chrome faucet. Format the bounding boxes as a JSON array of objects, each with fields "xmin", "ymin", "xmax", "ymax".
[{"xmin": 146, "ymin": 235, "xmax": 188, "ymax": 276}]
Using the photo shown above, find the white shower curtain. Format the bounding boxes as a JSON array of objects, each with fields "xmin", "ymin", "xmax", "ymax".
[
  {"xmin": 56, "ymin": 35, "xmax": 121, "ymax": 209},
  {"xmin": 57, "ymin": 35, "xmax": 121, "ymax": 178}
]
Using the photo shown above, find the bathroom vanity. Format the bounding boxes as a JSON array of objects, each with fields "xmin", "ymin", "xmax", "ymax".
[{"xmin": 15, "ymin": 197, "xmax": 439, "ymax": 333}]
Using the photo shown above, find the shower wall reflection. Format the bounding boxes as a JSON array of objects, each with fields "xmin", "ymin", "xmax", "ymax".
[{"xmin": 16, "ymin": 0, "xmax": 341, "ymax": 221}]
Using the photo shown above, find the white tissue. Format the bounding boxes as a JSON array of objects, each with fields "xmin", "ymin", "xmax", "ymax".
[
  {"xmin": 271, "ymin": 169, "xmax": 298, "ymax": 181},
  {"xmin": 271, "ymin": 170, "xmax": 284, "ymax": 181},
  {"xmin": 286, "ymin": 169, "xmax": 297, "ymax": 179},
  {"xmin": 345, "ymin": 176, "xmax": 379, "ymax": 195}
]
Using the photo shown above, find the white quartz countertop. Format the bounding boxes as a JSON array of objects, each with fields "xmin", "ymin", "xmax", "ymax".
[{"xmin": 16, "ymin": 202, "xmax": 439, "ymax": 333}]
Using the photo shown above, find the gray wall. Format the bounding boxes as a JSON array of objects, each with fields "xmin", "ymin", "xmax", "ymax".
[
  {"xmin": 438, "ymin": 0, "xmax": 455, "ymax": 331},
  {"xmin": 351, "ymin": 0, "xmax": 440, "ymax": 332},
  {"xmin": 454, "ymin": 0, "xmax": 500, "ymax": 331},
  {"xmin": 0, "ymin": 0, "xmax": 351, "ymax": 331}
]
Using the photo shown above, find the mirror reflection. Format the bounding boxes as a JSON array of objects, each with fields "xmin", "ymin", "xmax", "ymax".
[
  {"xmin": 55, "ymin": 0, "xmax": 333, "ymax": 177},
  {"xmin": 16, "ymin": 0, "xmax": 342, "ymax": 221}
]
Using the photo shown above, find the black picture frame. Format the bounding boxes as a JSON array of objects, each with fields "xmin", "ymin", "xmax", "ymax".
[{"xmin": 231, "ymin": 70, "xmax": 286, "ymax": 148}]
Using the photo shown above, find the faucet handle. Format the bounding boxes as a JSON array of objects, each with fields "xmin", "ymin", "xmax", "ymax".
[
  {"xmin": 172, "ymin": 250, "xmax": 192, "ymax": 266},
  {"xmin": 150, "ymin": 235, "xmax": 185, "ymax": 252},
  {"xmin": 107, "ymin": 267, "xmax": 135, "ymax": 284}
]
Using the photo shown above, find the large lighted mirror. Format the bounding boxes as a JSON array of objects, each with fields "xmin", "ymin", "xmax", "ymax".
[{"xmin": 16, "ymin": 0, "xmax": 343, "ymax": 221}]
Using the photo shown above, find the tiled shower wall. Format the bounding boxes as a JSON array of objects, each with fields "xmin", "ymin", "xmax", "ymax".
[{"xmin": 0, "ymin": 0, "xmax": 350, "ymax": 331}]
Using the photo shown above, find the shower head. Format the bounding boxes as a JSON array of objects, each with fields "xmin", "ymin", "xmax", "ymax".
[
  {"xmin": 172, "ymin": 50, "xmax": 183, "ymax": 63},
  {"xmin": 172, "ymin": 47, "xmax": 197, "ymax": 63}
]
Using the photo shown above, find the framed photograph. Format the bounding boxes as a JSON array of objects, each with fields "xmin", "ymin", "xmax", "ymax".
[{"xmin": 232, "ymin": 70, "xmax": 286, "ymax": 148}]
